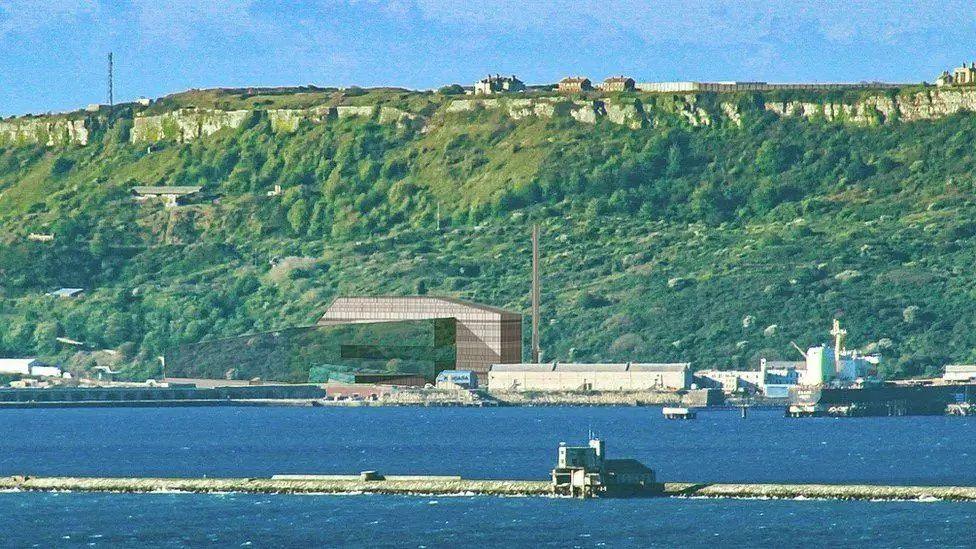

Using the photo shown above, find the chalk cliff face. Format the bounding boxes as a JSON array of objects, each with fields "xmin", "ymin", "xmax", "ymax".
[
  {"xmin": 130, "ymin": 109, "xmax": 252, "ymax": 143},
  {"xmin": 9, "ymin": 87, "xmax": 976, "ymax": 148},
  {"xmin": 762, "ymin": 88, "xmax": 976, "ymax": 124},
  {"xmin": 0, "ymin": 117, "xmax": 89, "ymax": 146},
  {"xmin": 130, "ymin": 105, "xmax": 421, "ymax": 142},
  {"xmin": 448, "ymin": 97, "xmax": 662, "ymax": 128}
]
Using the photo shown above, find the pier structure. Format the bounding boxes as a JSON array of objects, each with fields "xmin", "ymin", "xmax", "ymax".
[
  {"xmin": 550, "ymin": 438, "xmax": 659, "ymax": 498},
  {"xmin": 662, "ymin": 406, "xmax": 696, "ymax": 419}
]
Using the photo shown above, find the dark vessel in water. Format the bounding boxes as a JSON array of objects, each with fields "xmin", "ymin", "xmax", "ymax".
[{"xmin": 788, "ymin": 382, "xmax": 976, "ymax": 417}]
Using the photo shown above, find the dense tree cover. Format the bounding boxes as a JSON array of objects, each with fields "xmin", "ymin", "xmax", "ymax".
[{"xmin": 1, "ymin": 94, "xmax": 976, "ymax": 380}]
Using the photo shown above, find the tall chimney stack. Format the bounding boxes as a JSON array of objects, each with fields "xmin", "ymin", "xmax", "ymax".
[{"xmin": 531, "ymin": 224, "xmax": 540, "ymax": 363}]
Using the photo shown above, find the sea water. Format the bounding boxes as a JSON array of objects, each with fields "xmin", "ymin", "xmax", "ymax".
[{"xmin": 1, "ymin": 407, "xmax": 975, "ymax": 547}]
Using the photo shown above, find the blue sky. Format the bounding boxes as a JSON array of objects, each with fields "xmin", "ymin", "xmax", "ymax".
[{"xmin": 1, "ymin": 0, "xmax": 975, "ymax": 116}]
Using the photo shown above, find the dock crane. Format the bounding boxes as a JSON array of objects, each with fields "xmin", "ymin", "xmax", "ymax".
[{"xmin": 790, "ymin": 341, "xmax": 808, "ymax": 359}]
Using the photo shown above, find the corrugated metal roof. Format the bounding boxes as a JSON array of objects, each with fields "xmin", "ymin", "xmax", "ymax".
[
  {"xmin": 132, "ymin": 186, "xmax": 202, "ymax": 195},
  {"xmin": 489, "ymin": 362, "xmax": 689, "ymax": 373},
  {"xmin": 0, "ymin": 358, "xmax": 39, "ymax": 375},
  {"xmin": 945, "ymin": 364, "xmax": 976, "ymax": 372},
  {"xmin": 763, "ymin": 361, "xmax": 806, "ymax": 370},
  {"xmin": 323, "ymin": 295, "xmax": 521, "ymax": 319},
  {"xmin": 556, "ymin": 363, "xmax": 628, "ymax": 373},
  {"xmin": 489, "ymin": 363, "xmax": 554, "ymax": 372},
  {"xmin": 48, "ymin": 288, "xmax": 84, "ymax": 297},
  {"xmin": 628, "ymin": 363, "xmax": 690, "ymax": 372}
]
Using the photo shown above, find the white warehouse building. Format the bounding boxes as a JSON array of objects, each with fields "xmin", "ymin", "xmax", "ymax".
[{"xmin": 488, "ymin": 363, "xmax": 692, "ymax": 392}]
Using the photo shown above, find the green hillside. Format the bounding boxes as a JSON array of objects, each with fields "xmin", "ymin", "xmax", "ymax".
[{"xmin": 2, "ymin": 86, "xmax": 976, "ymax": 380}]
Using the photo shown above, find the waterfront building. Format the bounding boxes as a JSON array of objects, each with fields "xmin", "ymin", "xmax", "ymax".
[
  {"xmin": 435, "ymin": 370, "xmax": 478, "ymax": 389},
  {"xmin": 761, "ymin": 359, "xmax": 805, "ymax": 384},
  {"xmin": 0, "ymin": 359, "xmax": 42, "ymax": 376},
  {"xmin": 320, "ymin": 296, "xmax": 522, "ymax": 380},
  {"xmin": 488, "ymin": 362, "xmax": 691, "ymax": 392},
  {"xmin": 944, "ymin": 364, "xmax": 976, "ymax": 383},
  {"xmin": 693, "ymin": 359, "xmax": 805, "ymax": 396},
  {"xmin": 167, "ymin": 296, "xmax": 521, "ymax": 384},
  {"xmin": 551, "ymin": 438, "xmax": 657, "ymax": 498},
  {"xmin": 0, "ymin": 359, "xmax": 63, "ymax": 378},
  {"xmin": 695, "ymin": 369, "xmax": 763, "ymax": 394}
]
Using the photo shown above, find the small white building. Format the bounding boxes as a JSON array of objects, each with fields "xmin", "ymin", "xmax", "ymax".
[
  {"xmin": 47, "ymin": 288, "xmax": 85, "ymax": 298},
  {"xmin": 31, "ymin": 365, "xmax": 64, "ymax": 378},
  {"xmin": 944, "ymin": 364, "xmax": 976, "ymax": 383},
  {"xmin": 695, "ymin": 359, "xmax": 806, "ymax": 396},
  {"xmin": 435, "ymin": 370, "xmax": 478, "ymax": 390},
  {"xmin": 695, "ymin": 369, "xmax": 763, "ymax": 394},
  {"xmin": 761, "ymin": 359, "xmax": 805, "ymax": 385},
  {"xmin": 132, "ymin": 186, "xmax": 202, "ymax": 208},
  {"xmin": 0, "ymin": 359, "xmax": 36, "ymax": 376},
  {"xmin": 474, "ymin": 74, "xmax": 526, "ymax": 95},
  {"xmin": 0, "ymin": 359, "xmax": 63, "ymax": 378}
]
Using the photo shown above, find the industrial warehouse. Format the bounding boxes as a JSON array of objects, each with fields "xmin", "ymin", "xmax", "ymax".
[
  {"xmin": 318, "ymin": 296, "xmax": 522, "ymax": 379},
  {"xmin": 165, "ymin": 295, "xmax": 522, "ymax": 383},
  {"xmin": 488, "ymin": 363, "xmax": 692, "ymax": 392}
]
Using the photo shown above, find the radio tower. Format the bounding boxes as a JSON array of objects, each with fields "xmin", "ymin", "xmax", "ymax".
[{"xmin": 107, "ymin": 52, "xmax": 114, "ymax": 107}]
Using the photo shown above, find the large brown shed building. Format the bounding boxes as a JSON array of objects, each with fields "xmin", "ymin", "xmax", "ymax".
[{"xmin": 318, "ymin": 296, "xmax": 522, "ymax": 380}]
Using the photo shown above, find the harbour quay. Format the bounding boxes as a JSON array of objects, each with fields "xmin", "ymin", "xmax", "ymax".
[{"xmin": 0, "ymin": 384, "xmax": 325, "ymax": 408}]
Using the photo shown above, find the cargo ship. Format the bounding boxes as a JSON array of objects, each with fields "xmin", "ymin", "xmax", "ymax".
[{"xmin": 788, "ymin": 382, "xmax": 976, "ymax": 417}]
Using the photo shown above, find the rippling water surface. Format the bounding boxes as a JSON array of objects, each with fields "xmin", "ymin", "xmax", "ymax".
[{"xmin": 2, "ymin": 406, "xmax": 975, "ymax": 546}]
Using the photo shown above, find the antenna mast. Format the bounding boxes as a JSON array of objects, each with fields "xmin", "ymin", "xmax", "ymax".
[
  {"xmin": 107, "ymin": 52, "xmax": 114, "ymax": 107},
  {"xmin": 531, "ymin": 224, "xmax": 540, "ymax": 363}
]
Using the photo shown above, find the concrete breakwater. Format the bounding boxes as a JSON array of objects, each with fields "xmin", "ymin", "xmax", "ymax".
[
  {"xmin": 665, "ymin": 483, "xmax": 976, "ymax": 502},
  {"xmin": 4, "ymin": 476, "xmax": 976, "ymax": 502},
  {"xmin": 0, "ymin": 476, "xmax": 551, "ymax": 497}
]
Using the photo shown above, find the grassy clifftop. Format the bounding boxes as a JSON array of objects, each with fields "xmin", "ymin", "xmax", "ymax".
[{"xmin": 1, "ymin": 86, "xmax": 976, "ymax": 380}]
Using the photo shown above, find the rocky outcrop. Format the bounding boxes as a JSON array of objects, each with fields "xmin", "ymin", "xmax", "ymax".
[
  {"xmin": 447, "ymin": 97, "xmax": 654, "ymax": 127},
  {"xmin": 267, "ymin": 106, "xmax": 333, "ymax": 132},
  {"xmin": 336, "ymin": 105, "xmax": 377, "ymax": 119},
  {"xmin": 446, "ymin": 95, "xmax": 720, "ymax": 128},
  {"xmin": 132, "ymin": 104, "xmax": 422, "ymax": 142},
  {"xmin": 131, "ymin": 109, "xmax": 251, "ymax": 143},
  {"xmin": 721, "ymin": 102, "xmax": 742, "ymax": 126},
  {"xmin": 605, "ymin": 99, "xmax": 645, "ymax": 129},
  {"xmin": 379, "ymin": 106, "xmax": 417, "ymax": 125},
  {"xmin": 763, "ymin": 88, "xmax": 976, "ymax": 124},
  {"xmin": 0, "ymin": 117, "xmax": 89, "ymax": 146}
]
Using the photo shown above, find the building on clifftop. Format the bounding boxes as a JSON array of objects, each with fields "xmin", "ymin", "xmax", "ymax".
[
  {"xmin": 557, "ymin": 76, "xmax": 593, "ymax": 93},
  {"xmin": 474, "ymin": 74, "xmax": 526, "ymax": 95},
  {"xmin": 938, "ymin": 63, "xmax": 976, "ymax": 87},
  {"xmin": 600, "ymin": 76, "xmax": 636, "ymax": 92}
]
